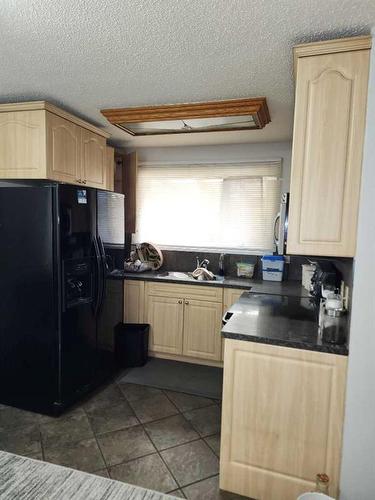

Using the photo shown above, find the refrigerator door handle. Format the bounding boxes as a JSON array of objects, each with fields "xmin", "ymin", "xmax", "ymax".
[
  {"xmin": 97, "ymin": 236, "xmax": 108, "ymax": 271},
  {"xmin": 97, "ymin": 236, "xmax": 107, "ymax": 314},
  {"xmin": 92, "ymin": 236, "xmax": 102, "ymax": 317}
]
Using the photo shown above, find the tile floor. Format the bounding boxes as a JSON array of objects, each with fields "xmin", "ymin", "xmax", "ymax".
[{"xmin": 0, "ymin": 379, "xmax": 249, "ymax": 499}]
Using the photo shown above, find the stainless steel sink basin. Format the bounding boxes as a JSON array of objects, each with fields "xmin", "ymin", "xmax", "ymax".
[
  {"xmin": 157, "ymin": 271, "xmax": 195, "ymax": 280},
  {"xmin": 157, "ymin": 271, "xmax": 224, "ymax": 282}
]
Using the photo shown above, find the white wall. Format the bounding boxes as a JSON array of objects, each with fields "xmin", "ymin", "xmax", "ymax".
[
  {"xmin": 137, "ymin": 141, "xmax": 292, "ymax": 192},
  {"xmin": 340, "ymin": 32, "xmax": 375, "ymax": 499}
]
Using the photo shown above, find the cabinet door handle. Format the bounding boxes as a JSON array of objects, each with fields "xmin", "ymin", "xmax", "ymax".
[
  {"xmin": 178, "ymin": 300, "xmax": 182, "ymax": 304},
  {"xmin": 185, "ymin": 300, "xmax": 189, "ymax": 305},
  {"xmin": 82, "ymin": 179, "xmax": 87, "ymax": 184},
  {"xmin": 77, "ymin": 179, "xmax": 82, "ymax": 183}
]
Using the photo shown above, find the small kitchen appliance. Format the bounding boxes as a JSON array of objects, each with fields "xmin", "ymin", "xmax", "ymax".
[{"xmin": 310, "ymin": 261, "xmax": 342, "ymax": 300}]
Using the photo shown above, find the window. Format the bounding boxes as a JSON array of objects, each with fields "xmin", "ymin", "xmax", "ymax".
[
  {"xmin": 97, "ymin": 191, "xmax": 125, "ymax": 246},
  {"xmin": 134, "ymin": 161, "xmax": 281, "ymax": 253}
]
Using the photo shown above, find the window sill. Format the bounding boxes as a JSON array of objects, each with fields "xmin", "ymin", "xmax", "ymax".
[{"xmin": 137, "ymin": 244, "xmax": 272, "ymax": 256}]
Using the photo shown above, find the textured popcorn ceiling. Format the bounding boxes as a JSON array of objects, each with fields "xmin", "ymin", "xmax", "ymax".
[{"xmin": 0, "ymin": 0, "xmax": 374, "ymax": 148}]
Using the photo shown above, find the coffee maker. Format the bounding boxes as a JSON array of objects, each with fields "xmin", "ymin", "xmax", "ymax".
[
  {"xmin": 310, "ymin": 261, "xmax": 347, "ymax": 344},
  {"xmin": 310, "ymin": 261, "xmax": 342, "ymax": 300}
]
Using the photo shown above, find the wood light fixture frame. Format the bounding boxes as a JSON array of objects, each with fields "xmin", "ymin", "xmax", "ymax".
[{"xmin": 100, "ymin": 97, "xmax": 270, "ymax": 136}]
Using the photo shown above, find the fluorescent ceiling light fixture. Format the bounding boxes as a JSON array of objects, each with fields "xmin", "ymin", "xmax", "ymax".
[{"xmin": 101, "ymin": 98, "xmax": 270, "ymax": 136}]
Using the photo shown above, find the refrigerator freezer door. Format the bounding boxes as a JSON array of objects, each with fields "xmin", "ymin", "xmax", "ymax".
[
  {"xmin": 0, "ymin": 185, "xmax": 58, "ymax": 411},
  {"xmin": 58, "ymin": 184, "xmax": 98, "ymax": 404}
]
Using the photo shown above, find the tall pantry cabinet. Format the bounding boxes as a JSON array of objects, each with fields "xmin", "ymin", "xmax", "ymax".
[{"xmin": 287, "ymin": 36, "xmax": 371, "ymax": 257}]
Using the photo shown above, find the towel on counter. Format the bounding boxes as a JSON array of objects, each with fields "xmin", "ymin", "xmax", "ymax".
[{"xmin": 191, "ymin": 267, "xmax": 216, "ymax": 281}]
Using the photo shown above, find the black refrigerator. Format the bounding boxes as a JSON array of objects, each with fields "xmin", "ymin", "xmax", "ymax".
[{"xmin": 0, "ymin": 181, "xmax": 124, "ymax": 415}]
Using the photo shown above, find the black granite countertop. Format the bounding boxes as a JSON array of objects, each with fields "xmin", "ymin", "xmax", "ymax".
[
  {"xmin": 108, "ymin": 269, "xmax": 310, "ymax": 297},
  {"xmin": 222, "ymin": 292, "xmax": 349, "ymax": 355}
]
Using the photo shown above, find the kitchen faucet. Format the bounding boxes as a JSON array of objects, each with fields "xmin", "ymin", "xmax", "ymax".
[{"xmin": 196, "ymin": 257, "xmax": 210, "ymax": 269}]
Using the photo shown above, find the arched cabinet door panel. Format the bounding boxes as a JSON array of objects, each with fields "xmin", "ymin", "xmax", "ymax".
[
  {"xmin": 0, "ymin": 110, "xmax": 46, "ymax": 178},
  {"xmin": 81, "ymin": 129, "xmax": 106, "ymax": 189},
  {"xmin": 46, "ymin": 113, "xmax": 81, "ymax": 184},
  {"xmin": 288, "ymin": 42, "xmax": 370, "ymax": 257}
]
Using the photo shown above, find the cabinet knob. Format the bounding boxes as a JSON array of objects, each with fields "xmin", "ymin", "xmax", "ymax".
[
  {"xmin": 82, "ymin": 179, "xmax": 87, "ymax": 184},
  {"xmin": 178, "ymin": 300, "xmax": 182, "ymax": 304},
  {"xmin": 185, "ymin": 300, "xmax": 189, "ymax": 305}
]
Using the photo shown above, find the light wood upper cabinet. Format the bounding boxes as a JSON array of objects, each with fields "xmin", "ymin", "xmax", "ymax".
[
  {"xmin": 0, "ymin": 101, "xmax": 111, "ymax": 189},
  {"xmin": 105, "ymin": 146, "xmax": 115, "ymax": 191},
  {"xmin": 46, "ymin": 112, "xmax": 81, "ymax": 183},
  {"xmin": 183, "ymin": 299, "xmax": 222, "ymax": 361},
  {"xmin": 288, "ymin": 37, "xmax": 371, "ymax": 257},
  {"xmin": 220, "ymin": 339, "xmax": 348, "ymax": 500},
  {"xmin": 123, "ymin": 280, "xmax": 145, "ymax": 323},
  {"xmin": 146, "ymin": 294, "xmax": 184, "ymax": 355},
  {"xmin": 0, "ymin": 110, "xmax": 46, "ymax": 178},
  {"xmin": 81, "ymin": 128, "xmax": 106, "ymax": 188}
]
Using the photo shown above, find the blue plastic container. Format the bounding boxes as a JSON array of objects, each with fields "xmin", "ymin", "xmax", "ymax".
[{"xmin": 261, "ymin": 255, "xmax": 285, "ymax": 281}]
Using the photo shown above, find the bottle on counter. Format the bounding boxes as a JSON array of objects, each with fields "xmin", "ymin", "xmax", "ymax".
[
  {"xmin": 218, "ymin": 253, "xmax": 225, "ymax": 276},
  {"xmin": 314, "ymin": 473, "xmax": 330, "ymax": 494}
]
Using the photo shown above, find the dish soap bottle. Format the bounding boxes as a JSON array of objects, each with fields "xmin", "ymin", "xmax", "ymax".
[
  {"xmin": 314, "ymin": 473, "xmax": 330, "ymax": 494},
  {"xmin": 218, "ymin": 253, "xmax": 225, "ymax": 277}
]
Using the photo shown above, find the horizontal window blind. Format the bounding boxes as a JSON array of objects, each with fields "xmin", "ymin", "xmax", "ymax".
[
  {"xmin": 134, "ymin": 162, "xmax": 281, "ymax": 252},
  {"xmin": 97, "ymin": 191, "xmax": 125, "ymax": 245}
]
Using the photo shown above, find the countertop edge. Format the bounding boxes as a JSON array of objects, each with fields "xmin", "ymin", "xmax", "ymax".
[
  {"xmin": 222, "ymin": 331, "xmax": 349, "ymax": 356},
  {"xmin": 108, "ymin": 271, "xmax": 310, "ymax": 296}
]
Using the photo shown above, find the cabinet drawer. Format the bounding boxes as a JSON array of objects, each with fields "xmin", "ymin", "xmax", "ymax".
[{"xmin": 145, "ymin": 281, "xmax": 223, "ymax": 303}]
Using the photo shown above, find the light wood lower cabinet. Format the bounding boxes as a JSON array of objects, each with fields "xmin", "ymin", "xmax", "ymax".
[
  {"xmin": 221, "ymin": 288, "xmax": 244, "ymax": 359},
  {"xmin": 220, "ymin": 339, "xmax": 347, "ymax": 500},
  {"xmin": 183, "ymin": 299, "xmax": 222, "ymax": 361},
  {"xmin": 147, "ymin": 295, "xmax": 184, "ymax": 355},
  {"xmin": 123, "ymin": 280, "xmax": 145, "ymax": 323},
  {"xmin": 142, "ymin": 281, "xmax": 224, "ymax": 362},
  {"xmin": 223, "ymin": 288, "xmax": 244, "ymax": 312}
]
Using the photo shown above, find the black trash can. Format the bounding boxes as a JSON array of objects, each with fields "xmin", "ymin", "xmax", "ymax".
[{"xmin": 115, "ymin": 323, "xmax": 149, "ymax": 368}]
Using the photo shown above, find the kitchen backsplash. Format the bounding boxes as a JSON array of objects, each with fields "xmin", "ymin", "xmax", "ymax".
[{"xmin": 106, "ymin": 245, "xmax": 353, "ymax": 286}]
